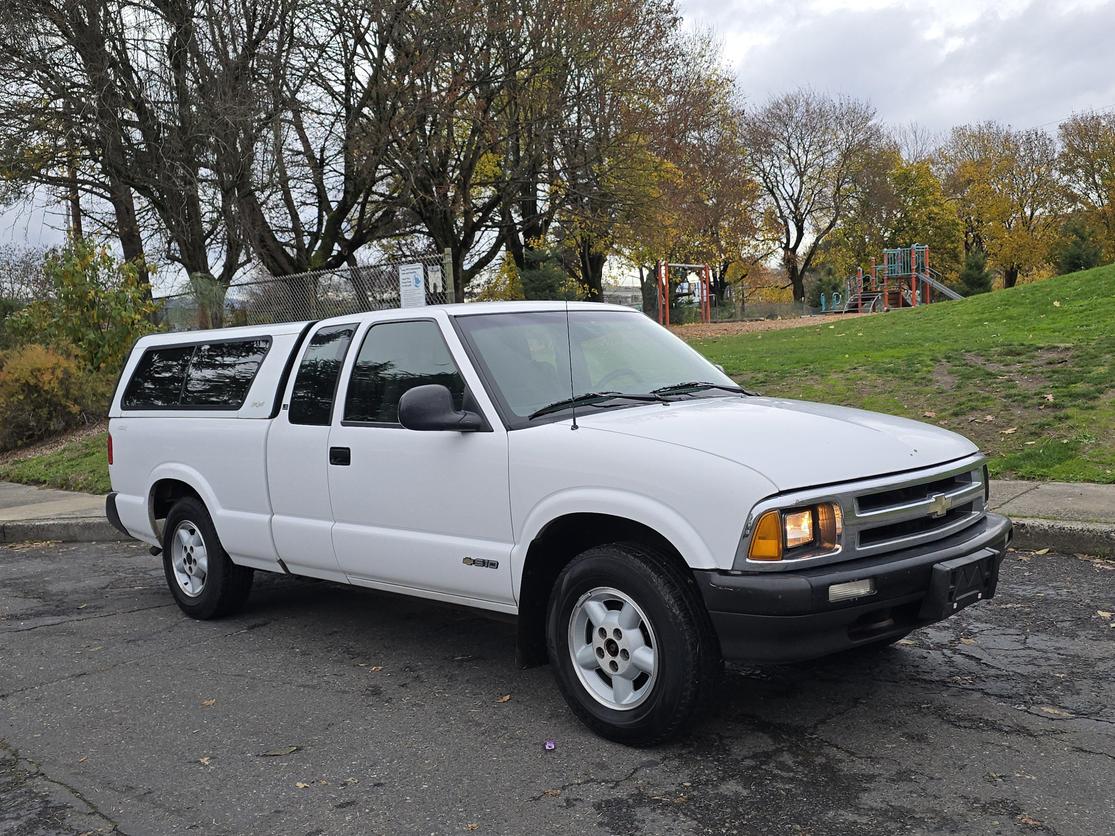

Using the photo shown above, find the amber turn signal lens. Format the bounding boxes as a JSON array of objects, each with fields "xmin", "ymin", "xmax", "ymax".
[{"xmin": 748, "ymin": 510, "xmax": 783, "ymax": 561}]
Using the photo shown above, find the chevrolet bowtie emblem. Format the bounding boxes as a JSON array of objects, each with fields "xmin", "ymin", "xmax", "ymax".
[{"xmin": 928, "ymin": 492, "xmax": 952, "ymax": 518}]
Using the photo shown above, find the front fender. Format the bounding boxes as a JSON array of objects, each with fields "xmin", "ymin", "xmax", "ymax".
[{"xmin": 510, "ymin": 487, "xmax": 719, "ymax": 599}]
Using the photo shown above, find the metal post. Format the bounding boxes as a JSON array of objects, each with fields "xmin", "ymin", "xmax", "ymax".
[
  {"xmin": 910, "ymin": 245, "xmax": 917, "ymax": 306},
  {"xmin": 662, "ymin": 262, "xmax": 670, "ymax": 327},
  {"xmin": 702, "ymin": 264, "xmax": 712, "ymax": 323},
  {"xmin": 856, "ymin": 268, "xmax": 863, "ymax": 314},
  {"xmin": 882, "ymin": 262, "xmax": 888, "ymax": 312},
  {"xmin": 442, "ymin": 247, "xmax": 454, "ymax": 304},
  {"xmin": 918, "ymin": 245, "xmax": 927, "ymax": 305}
]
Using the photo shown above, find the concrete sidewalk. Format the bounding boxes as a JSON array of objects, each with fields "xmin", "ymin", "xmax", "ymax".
[
  {"xmin": 989, "ymin": 480, "xmax": 1115, "ymax": 556},
  {"xmin": 0, "ymin": 482, "xmax": 118, "ymax": 544},
  {"xmin": 0, "ymin": 479, "xmax": 1113, "ymax": 554}
]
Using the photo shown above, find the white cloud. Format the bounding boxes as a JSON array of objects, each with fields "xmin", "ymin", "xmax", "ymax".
[{"xmin": 680, "ymin": 0, "xmax": 1115, "ymax": 131}]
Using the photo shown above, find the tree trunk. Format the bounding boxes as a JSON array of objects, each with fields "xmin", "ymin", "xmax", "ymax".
[
  {"xmin": 1003, "ymin": 266, "xmax": 1019, "ymax": 289},
  {"xmin": 578, "ymin": 240, "xmax": 605, "ymax": 300},
  {"xmin": 638, "ymin": 266, "xmax": 657, "ymax": 316},
  {"xmin": 787, "ymin": 263, "xmax": 806, "ymax": 304}
]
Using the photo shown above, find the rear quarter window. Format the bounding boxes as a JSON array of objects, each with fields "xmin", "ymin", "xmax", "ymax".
[{"xmin": 122, "ymin": 338, "xmax": 271, "ymax": 410}]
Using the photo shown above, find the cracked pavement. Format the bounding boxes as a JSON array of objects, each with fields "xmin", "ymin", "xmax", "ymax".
[{"xmin": 1, "ymin": 542, "xmax": 1112, "ymax": 835}]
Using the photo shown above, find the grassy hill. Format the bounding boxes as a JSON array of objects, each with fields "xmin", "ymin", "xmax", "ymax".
[{"xmin": 686, "ymin": 263, "xmax": 1115, "ymax": 483}]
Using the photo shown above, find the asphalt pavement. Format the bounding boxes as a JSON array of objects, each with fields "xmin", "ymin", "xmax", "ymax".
[{"xmin": 1, "ymin": 541, "xmax": 1112, "ymax": 836}]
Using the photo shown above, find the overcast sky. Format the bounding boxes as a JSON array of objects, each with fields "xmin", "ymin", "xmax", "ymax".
[
  {"xmin": 680, "ymin": 0, "xmax": 1115, "ymax": 132},
  {"xmin": 6, "ymin": 0, "xmax": 1115, "ymax": 249}
]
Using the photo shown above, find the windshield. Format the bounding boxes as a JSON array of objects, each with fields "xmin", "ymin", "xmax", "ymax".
[{"xmin": 455, "ymin": 309, "xmax": 739, "ymax": 424}]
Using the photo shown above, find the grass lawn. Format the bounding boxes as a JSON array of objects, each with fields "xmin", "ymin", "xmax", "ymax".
[
  {"xmin": 683, "ymin": 263, "xmax": 1115, "ymax": 483},
  {"xmin": 0, "ymin": 432, "xmax": 110, "ymax": 495}
]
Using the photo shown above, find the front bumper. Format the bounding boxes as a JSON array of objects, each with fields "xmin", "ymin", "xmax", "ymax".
[{"xmin": 695, "ymin": 513, "xmax": 1012, "ymax": 662}]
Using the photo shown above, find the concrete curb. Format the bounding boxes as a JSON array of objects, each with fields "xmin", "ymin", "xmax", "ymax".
[
  {"xmin": 1010, "ymin": 517, "xmax": 1115, "ymax": 558},
  {"xmin": 0, "ymin": 517, "xmax": 130, "ymax": 545}
]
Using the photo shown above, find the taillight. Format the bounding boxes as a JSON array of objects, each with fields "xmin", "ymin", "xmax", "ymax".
[{"xmin": 107, "ymin": 433, "xmax": 114, "ymax": 466}]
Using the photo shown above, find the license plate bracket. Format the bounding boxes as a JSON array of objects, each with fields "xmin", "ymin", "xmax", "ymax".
[{"xmin": 918, "ymin": 550, "xmax": 1000, "ymax": 621}]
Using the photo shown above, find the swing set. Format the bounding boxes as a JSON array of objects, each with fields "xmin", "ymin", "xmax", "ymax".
[{"xmin": 654, "ymin": 260, "xmax": 713, "ymax": 326}]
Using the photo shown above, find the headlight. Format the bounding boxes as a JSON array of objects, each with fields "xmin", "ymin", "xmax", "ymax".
[{"xmin": 748, "ymin": 502, "xmax": 843, "ymax": 561}]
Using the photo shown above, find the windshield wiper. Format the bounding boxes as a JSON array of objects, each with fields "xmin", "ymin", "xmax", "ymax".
[
  {"xmin": 651, "ymin": 381, "xmax": 754, "ymax": 397},
  {"xmin": 528, "ymin": 391, "xmax": 668, "ymax": 420}
]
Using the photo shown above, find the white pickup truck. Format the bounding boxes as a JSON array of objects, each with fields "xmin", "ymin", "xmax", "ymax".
[{"xmin": 106, "ymin": 302, "xmax": 1011, "ymax": 742}]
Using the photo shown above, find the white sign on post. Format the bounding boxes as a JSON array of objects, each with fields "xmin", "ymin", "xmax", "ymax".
[
  {"xmin": 427, "ymin": 264, "xmax": 443, "ymax": 295},
  {"xmin": 398, "ymin": 263, "xmax": 426, "ymax": 308}
]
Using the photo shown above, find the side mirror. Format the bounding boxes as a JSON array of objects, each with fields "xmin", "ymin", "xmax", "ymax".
[{"xmin": 398, "ymin": 384, "xmax": 486, "ymax": 432}]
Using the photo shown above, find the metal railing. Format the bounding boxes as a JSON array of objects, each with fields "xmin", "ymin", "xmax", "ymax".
[{"xmin": 154, "ymin": 254, "xmax": 451, "ymax": 332}]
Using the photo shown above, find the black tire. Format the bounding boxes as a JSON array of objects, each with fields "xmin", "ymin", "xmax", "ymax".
[
  {"xmin": 546, "ymin": 542, "xmax": 721, "ymax": 745},
  {"xmin": 162, "ymin": 497, "xmax": 253, "ymax": 620}
]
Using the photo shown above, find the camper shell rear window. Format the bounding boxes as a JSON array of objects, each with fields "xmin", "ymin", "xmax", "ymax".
[{"xmin": 122, "ymin": 338, "xmax": 272, "ymax": 410}]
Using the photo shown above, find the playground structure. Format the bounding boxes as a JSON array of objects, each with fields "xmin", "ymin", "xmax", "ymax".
[
  {"xmin": 822, "ymin": 244, "xmax": 964, "ymax": 314},
  {"xmin": 655, "ymin": 260, "xmax": 713, "ymax": 325}
]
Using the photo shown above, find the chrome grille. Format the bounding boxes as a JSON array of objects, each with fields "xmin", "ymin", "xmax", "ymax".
[{"xmin": 847, "ymin": 463, "xmax": 985, "ymax": 556}]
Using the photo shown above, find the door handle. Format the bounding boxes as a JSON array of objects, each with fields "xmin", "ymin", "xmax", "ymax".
[{"xmin": 329, "ymin": 446, "xmax": 351, "ymax": 466}]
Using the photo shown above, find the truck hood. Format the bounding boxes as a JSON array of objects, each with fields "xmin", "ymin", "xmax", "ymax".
[{"xmin": 577, "ymin": 396, "xmax": 979, "ymax": 492}]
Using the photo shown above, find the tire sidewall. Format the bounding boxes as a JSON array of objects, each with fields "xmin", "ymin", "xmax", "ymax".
[
  {"xmin": 162, "ymin": 498, "xmax": 230, "ymax": 619},
  {"xmin": 547, "ymin": 547, "xmax": 700, "ymax": 740}
]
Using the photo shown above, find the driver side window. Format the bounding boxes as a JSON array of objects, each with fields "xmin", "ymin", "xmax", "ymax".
[{"xmin": 343, "ymin": 320, "xmax": 465, "ymax": 424}]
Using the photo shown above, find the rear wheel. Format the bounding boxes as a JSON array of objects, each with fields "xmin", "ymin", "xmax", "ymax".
[
  {"xmin": 546, "ymin": 542, "xmax": 720, "ymax": 744},
  {"xmin": 162, "ymin": 497, "xmax": 253, "ymax": 619}
]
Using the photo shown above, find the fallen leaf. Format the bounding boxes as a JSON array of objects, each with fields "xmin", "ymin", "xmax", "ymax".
[
  {"xmin": 496, "ymin": 694, "xmax": 512, "ymax": 704},
  {"xmin": 258, "ymin": 746, "xmax": 300, "ymax": 757},
  {"xmin": 542, "ymin": 789, "xmax": 561, "ymax": 798},
  {"xmin": 295, "ymin": 782, "xmax": 311, "ymax": 789},
  {"xmin": 983, "ymin": 415, "xmax": 995, "ymax": 422},
  {"xmin": 1033, "ymin": 548, "xmax": 1051, "ymax": 555},
  {"xmin": 1044, "ymin": 393, "xmax": 1054, "ymax": 402},
  {"xmin": 1052, "ymin": 300, "xmax": 1061, "ymax": 307},
  {"xmin": 78, "ymin": 756, "xmax": 88, "ymax": 764},
  {"xmin": 922, "ymin": 411, "xmax": 936, "ymax": 418},
  {"xmin": 77, "ymin": 604, "xmax": 88, "ymax": 609},
  {"xmin": 465, "ymin": 825, "xmax": 480, "ymax": 832},
  {"xmin": 198, "ymin": 756, "xmax": 212, "ymax": 766},
  {"xmin": 369, "ymin": 666, "xmax": 383, "ymax": 673},
  {"xmin": 201, "ymin": 698, "xmax": 217, "ymax": 708},
  {"xmin": 1096, "ymin": 610, "xmax": 1112, "ymax": 620},
  {"xmin": 1024, "ymin": 441, "xmax": 1036, "ymax": 446},
  {"xmin": 1001, "ymin": 427, "xmax": 1017, "ymax": 434},
  {"xmin": 896, "ymin": 638, "xmax": 917, "ymax": 646},
  {"xmin": 959, "ymin": 637, "xmax": 976, "ymax": 646},
  {"xmin": 1018, "ymin": 813, "xmax": 1043, "ymax": 827},
  {"xmin": 1037, "ymin": 705, "xmax": 1073, "ymax": 718}
]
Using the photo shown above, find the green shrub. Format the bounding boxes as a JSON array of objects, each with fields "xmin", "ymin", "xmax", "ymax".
[
  {"xmin": 7, "ymin": 238, "xmax": 156, "ymax": 374},
  {"xmin": 0, "ymin": 344, "xmax": 108, "ymax": 451},
  {"xmin": 958, "ymin": 247, "xmax": 993, "ymax": 295}
]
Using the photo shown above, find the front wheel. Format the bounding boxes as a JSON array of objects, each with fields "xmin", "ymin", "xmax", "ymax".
[
  {"xmin": 546, "ymin": 543, "xmax": 721, "ymax": 744},
  {"xmin": 162, "ymin": 497, "xmax": 253, "ymax": 620}
]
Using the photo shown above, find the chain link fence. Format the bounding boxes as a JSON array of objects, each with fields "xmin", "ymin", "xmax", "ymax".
[{"xmin": 154, "ymin": 254, "xmax": 451, "ymax": 332}]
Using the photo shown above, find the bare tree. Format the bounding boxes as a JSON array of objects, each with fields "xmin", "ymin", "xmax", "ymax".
[{"xmin": 742, "ymin": 89, "xmax": 881, "ymax": 303}]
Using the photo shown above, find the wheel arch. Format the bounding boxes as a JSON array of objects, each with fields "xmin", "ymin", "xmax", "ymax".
[
  {"xmin": 514, "ymin": 512, "xmax": 708, "ymax": 668},
  {"xmin": 147, "ymin": 465, "xmax": 220, "ymax": 543}
]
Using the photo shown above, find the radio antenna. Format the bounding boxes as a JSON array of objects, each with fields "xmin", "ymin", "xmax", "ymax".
[{"xmin": 565, "ymin": 300, "xmax": 578, "ymax": 430}]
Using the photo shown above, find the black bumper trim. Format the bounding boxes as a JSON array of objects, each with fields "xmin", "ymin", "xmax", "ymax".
[
  {"xmin": 105, "ymin": 492, "xmax": 130, "ymax": 537},
  {"xmin": 696, "ymin": 513, "xmax": 1011, "ymax": 662}
]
